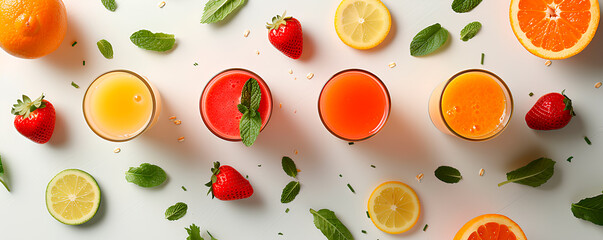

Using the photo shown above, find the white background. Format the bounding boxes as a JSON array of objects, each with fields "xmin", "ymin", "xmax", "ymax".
[{"xmin": 1, "ymin": 0, "xmax": 603, "ymax": 239}]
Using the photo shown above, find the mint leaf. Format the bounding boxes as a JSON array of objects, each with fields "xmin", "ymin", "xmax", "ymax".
[
  {"xmin": 572, "ymin": 193, "xmax": 603, "ymax": 225},
  {"xmin": 239, "ymin": 78, "xmax": 262, "ymax": 147},
  {"xmin": 165, "ymin": 202, "xmax": 188, "ymax": 221},
  {"xmin": 125, "ymin": 163, "xmax": 167, "ymax": 188},
  {"xmin": 310, "ymin": 208, "xmax": 354, "ymax": 240},
  {"xmin": 410, "ymin": 23, "xmax": 449, "ymax": 56},
  {"xmin": 282, "ymin": 156, "xmax": 298, "ymax": 178},
  {"xmin": 130, "ymin": 30, "xmax": 175, "ymax": 52},
  {"xmin": 452, "ymin": 0, "xmax": 483, "ymax": 13},
  {"xmin": 498, "ymin": 157, "xmax": 555, "ymax": 187},
  {"xmin": 101, "ymin": 0, "xmax": 117, "ymax": 12},
  {"xmin": 97, "ymin": 39, "xmax": 114, "ymax": 59},
  {"xmin": 281, "ymin": 181, "xmax": 300, "ymax": 203},
  {"xmin": 201, "ymin": 0, "xmax": 246, "ymax": 24},
  {"xmin": 186, "ymin": 224, "xmax": 204, "ymax": 240},
  {"xmin": 460, "ymin": 21, "xmax": 481, "ymax": 41},
  {"xmin": 0, "ymin": 155, "xmax": 9, "ymax": 192},
  {"xmin": 434, "ymin": 166, "xmax": 462, "ymax": 184}
]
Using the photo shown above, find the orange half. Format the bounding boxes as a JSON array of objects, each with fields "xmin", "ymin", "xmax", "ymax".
[
  {"xmin": 453, "ymin": 214, "xmax": 527, "ymax": 240},
  {"xmin": 510, "ymin": 0, "xmax": 600, "ymax": 59}
]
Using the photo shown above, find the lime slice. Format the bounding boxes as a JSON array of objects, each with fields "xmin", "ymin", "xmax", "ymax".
[{"xmin": 46, "ymin": 169, "xmax": 101, "ymax": 225}]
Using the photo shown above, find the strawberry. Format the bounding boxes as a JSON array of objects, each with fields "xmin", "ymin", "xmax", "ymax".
[
  {"xmin": 11, "ymin": 94, "xmax": 56, "ymax": 144},
  {"xmin": 525, "ymin": 90, "xmax": 576, "ymax": 130},
  {"xmin": 205, "ymin": 162, "xmax": 253, "ymax": 200},
  {"xmin": 267, "ymin": 11, "xmax": 303, "ymax": 59}
]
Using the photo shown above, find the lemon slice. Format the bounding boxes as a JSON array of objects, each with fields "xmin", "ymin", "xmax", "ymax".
[
  {"xmin": 46, "ymin": 169, "xmax": 101, "ymax": 225},
  {"xmin": 334, "ymin": 0, "xmax": 392, "ymax": 50},
  {"xmin": 367, "ymin": 181, "xmax": 420, "ymax": 234}
]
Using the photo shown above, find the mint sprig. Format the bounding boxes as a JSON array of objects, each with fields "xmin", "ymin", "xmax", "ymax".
[
  {"xmin": 201, "ymin": 0, "xmax": 247, "ymax": 24},
  {"xmin": 130, "ymin": 30, "xmax": 175, "ymax": 52},
  {"xmin": 125, "ymin": 163, "xmax": 167, "ymax": 188},
  {"xmin": 434, "ymin": 166, "xmax": 462, "ymax": 184},
  {"xmin": 97, "ymin": 39, "xmax": 114, "ymax": 59},
  {"xmin": 238, "ymin": 78, "xmax": 262, "ymax": 147},
  {"xmin": 460, "ymin": 21, "xmax": 481, "ymax": 41},
  {"xmin": 165, "ymin": 202, "xmax": 188, "ymax": 221},
  {"xmin": 410, "ymin": 23, "xmax": 449, "ymax": 56}
]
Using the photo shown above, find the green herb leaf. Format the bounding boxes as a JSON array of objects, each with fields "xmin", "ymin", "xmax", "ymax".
[
  {"xmin": 309, "ymin": 208, "xmax": 354, "ymax": 240},
  {"xmin": 460, "ymin": 21, "xmax": 481, "ymax": 41},
  {"xmin": 97, "ymin": 39, "xmax": 114, "ymax": 59},
  {"xmin": 165, "ymin": 202, "xmax": 188, "ymax": 221},
  {"xmin": 585, "ymin": 136, "xmax": 592, "ymax": 145},
  {"xmin": 410, "ymin": 23, "xmax": 449, "ymax": 56},
  {"xmin": 481, "ymin": 53, "xmax": 485, "ymax": 65},
  {"xmin": 130, "ymin": 30, "xmax": 175, "ymax": 52},
  {"xmin": 101, "ymin": 0, "xmax": 117, "ymax": 12},
  {"xmin": 207, "ymin": 231, "xmax": 217, "ymax": 240},
  {"xmin": 186, "ymin": 224, "xmax": 204, "ymax": 240},
  {"xmin": 201, "ymin": 0, "xmax": 246, "ymax": 24},
  {"xmin": 71, "ymin": 82, "xmax": 80, "ymax": 89},
  {"xmin": 572, "ymin": 193, "xmax": 603, "ymax": 225},
  {"xmin": 0, "ymin": 155, "xmax": 9, "ymax": 192},
  {"xmin": 423, "ymin": 224, "xmax": 429, "ymax": 231},
  {"xmin": 281, "ymin": 181, "xmax": 301, "ymax": 203},
  {"xmin": 434, "ymin": 166, "xmax": 462, "ymax": 184},
  {"xmin": 452, "ymin": 0, "xmax": 483, "ymax": 13},
  {"xmin": 567, "ymin": 156, "xmax": 574, "ymax": 162},
  {"xmin": 125, "ymin": 163, "xmax": 167, "ymax": 188},
  {"xmin": 282, "ymin": 156, "xmax": 298, "ymax": 178},
  {"xmin": 347, "ymin": 183, "xmax": 355, "ymax": 194},
  {"xmin": 498, "ymin": 157, "xmax": 555, "ymax": 187},
  {"xmin": 239, "ymin": 78, "xmax": 262, "ymax": 147}
]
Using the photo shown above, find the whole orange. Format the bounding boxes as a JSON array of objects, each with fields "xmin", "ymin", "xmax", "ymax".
[{"xmin": 0, "ymin": 0, "xmax": 67, "ymax": 59}]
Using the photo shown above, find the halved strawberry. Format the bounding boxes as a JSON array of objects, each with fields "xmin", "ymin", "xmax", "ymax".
[
  {"xmin": 11, "ymin": 94, "xmax": 56, "ymax": 144},
  {"xmin": 525, "ymin": 90, "xmax": 575, "ymax": 130},
  {"xmin": 205, "ymin": 162, "xmax": 253, "ymax": 201},
  {"xmin": 267, "ymin": 11, "xmax": 303, "ymax": 59}
]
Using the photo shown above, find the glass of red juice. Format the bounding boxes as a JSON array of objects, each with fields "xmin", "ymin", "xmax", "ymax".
[
  {"xmin": 318, "ymin": 69, "xmax": 391, "ymax": 142},
  {"xmin": 200, "ymin": 68, "xmax": 273, "ymax": 141}
]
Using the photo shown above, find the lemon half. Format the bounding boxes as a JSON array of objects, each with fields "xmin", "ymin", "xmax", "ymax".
[{"xmin": 335, "ymin": 0, "xmax": 392, "ymax": 50}]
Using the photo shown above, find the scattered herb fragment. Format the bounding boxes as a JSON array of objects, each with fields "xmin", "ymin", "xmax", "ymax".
[
  {"xmin": 258, "ymin": 164, "xmax": 261, "ymax": 167},
  {"xmin": 348, "ymin": 142, "xmax": 354, "ymax": 145},
  {"xmin": 361, "ymin": 230, "xmax": 367, "ymax": 234},
  {"xmin": 194, "ymin": 62, "xmax": 199, "ymax": 66},
  {"xmin": 182, "ymin": 186, "xmax": 187, "ymax": 191},
  {"xmin": 481, "ymin": 53, "xmax": 485, "ymax": 65},
  {"xmin": 278, "ymin": 232, "xmax": 283, "ymax": 236},
  {"xmin": 101, "ymin": 0, "xmax": 117, "ymax": 12},
  {"xmin": 207, "ymin": 231, "xmax": 217, "ymax": 240},
  {"xmin": 71, "ymin": 41, "xmax": 77, "ymax": 47},
  {"xmin": 309, "ymin": 208, "xmax": 354, "ymax": 240},
  {"xmin": 347, "ymin": 183, "xmax": 356, "ymax": 194},
  {"xmin": 585, "ymin": 136, "xmax": 592, "ymax": 145},
  {"xmin": 281, "ymin": 181, "xmax": 301, "ymax": 203},
  {"xmin": 339, "ymin": 174, "xmax": 342, "ymax": 178},
  {"xmin": 529, "ymin": 92, "xmax": 534, "ymax": 97},
  {"xmin": 130, "ymin": 30, "xmax": 175, "ymax": 52},
  {"xmin": 370, "ymin": 165, "xmax": 376, "ymax": 168},
  {"xmin": 96, "ymin": 39, "xmax": 114, "ymax": 59},
  {"xmin": 285, "ymin": 208, "xmax": 290, "ymax": 213},
  {"xmin": 282, "ymin": 156, "xmax": 298, "ymax": 178},
  {"xmin": 83, "ymin": 60, "xmax": 86, "ymax": 66},
  {"xmin": 498, "ymin": 157, "xmax": 555, "ymax": 187},
  {"xmin": 71, "ymin": 82, "xmax": 79, "ymax": 89},
  {"xmin": 423, "ymin": 224, "xmax": 429, "ymax": 231},
  {"xmin": 165, "ymin": 202, "xmax": 188, "ymax": 221},
  {"xmin": 201, "ymin": 0, "xmax": 247, "ymax": 24},
  {"xmin": 125, "ymin": 163, "xmax": 167, "ymax": 188},
  {"xmin": 0, "ymin": 155, "xmax": 10, "ymax": 192},
  {"xmin": 366, "ymin": 211, "xmax": 370, "ymax": 218},
  {"xmin": 452, "ymin": 0, "xmax": 483, "ymax": 13},
  {"xmin": 460, "ymin": 21, "xmax": 482, "ymax": 41},
  {"xmin": 434, "ymin": 166, "xmax": 462, "ymax": 184},
  {"xmin": 567, "ymin": 156, "xmax": 574, "ymax": 163},
  {"xmin": 238, "ymin": 78, "xmax": 262, "ymax": 146},
  {"xmin": 185, "ymin": 224, "xmax": 202, "ymax": 240},
  {"xmin": 571, "ymin": 193, "xmax": 603, "ymax": 225},
  {"xmin": 410, "ymin": 23, "xmax": 449, "ymax": 56}
]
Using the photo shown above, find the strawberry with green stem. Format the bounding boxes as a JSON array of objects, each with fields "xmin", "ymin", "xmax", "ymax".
[
  {"xmin": 11, "ymin": 94, "xmax": 55, "ymax": 144},
  {"xmin": 205, "ymin": 162, "xmax": 253, "ymax": 201},
  {"xmin": 267, "ymin": 11, "xmax": 303, "ymax": 59},
  {"xmin": 525, "ymin": 90, "xmax": 575, "ymax": 130}
]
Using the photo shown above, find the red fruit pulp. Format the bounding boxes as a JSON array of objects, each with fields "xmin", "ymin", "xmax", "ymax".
[{"xmin": 200, "ymin": 69, "xmax": 272, "ymax": 141}]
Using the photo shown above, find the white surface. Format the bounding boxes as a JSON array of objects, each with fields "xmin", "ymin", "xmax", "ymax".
[{"xmin": 1, "ymin": 0, "xmax": 603, "ymax": 239}]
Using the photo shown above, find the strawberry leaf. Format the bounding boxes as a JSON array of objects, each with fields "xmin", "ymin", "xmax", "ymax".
[
  {"xmin": 561, "ymin": 90, "xmax": 576, "ymax": 116},
  {"xmin": 11, "ymin": 94, "xmax": 46, "ymax": 119}
]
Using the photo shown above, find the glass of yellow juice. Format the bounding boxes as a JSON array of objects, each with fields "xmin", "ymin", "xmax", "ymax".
[
  {"xmin": 83, "ymin": 70, "xmax": 162, "ymax": 142},
  {"xmin": 428, "ymin": 69, "xmax": 513, "ymax": 141}
]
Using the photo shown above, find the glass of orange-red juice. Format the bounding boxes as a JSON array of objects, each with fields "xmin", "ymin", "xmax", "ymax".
[
  {"xmin": 199, "ymin": 68, "xmax": 273, "ymax": 141},
  {"xmin": 83, "ymin": 70, "xmax": 162, "ymax": 142},
  {"xmin": 428, "ymin": 69, "xmax": 513, "ymax": 141},
  {"xmin": 318, "ymin": 69, "xmax": 391, "ymax": 141}
]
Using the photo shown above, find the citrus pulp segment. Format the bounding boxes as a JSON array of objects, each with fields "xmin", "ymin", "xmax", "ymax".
[
  {"xmin": 453, "ymin": 214, "xmax": 527, "ymax": 240},
  {"xmin": 510, "ymin": 0, "xmax": 600, "ymax": 59},
  {"xmin": 334, "ymin": 0, "xmax": 392, "ymax": 50},
  {"xmin": 367, "ymin": 181, "xmax": 420, "ymax": 234},
  {"xmin": 46, "ymin": 169, "xmax": 101, "ymax": 225}
]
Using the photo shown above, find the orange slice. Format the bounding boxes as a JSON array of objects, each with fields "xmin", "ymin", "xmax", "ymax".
[
  {"xmin": 453, "ymin": 214, "xmax": 527, "ymax": 240},
  {"xmin": 510, "ymin": 0, "xmax": 600, "ymax": 59}
]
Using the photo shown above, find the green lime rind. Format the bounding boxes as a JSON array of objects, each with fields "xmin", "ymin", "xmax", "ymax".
[{"xmin": 45, "ymin": 169, "xmax": 101, "ymax": 225}]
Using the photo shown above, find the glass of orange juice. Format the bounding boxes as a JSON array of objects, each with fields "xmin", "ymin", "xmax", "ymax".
[
  {"xmin": 83, "ymin": 70, "xmax": 162, "ymax": 142},
  {"xmin": 318, "ymin": 69, "xmax": 391, "ymax": 141},
  {"xmin": 428, "ymin": 69, "xmax": 513, "ymax": 141}
]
